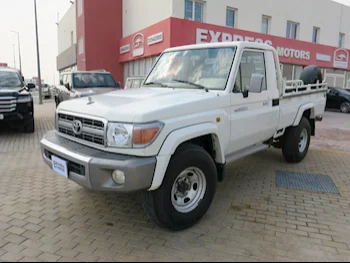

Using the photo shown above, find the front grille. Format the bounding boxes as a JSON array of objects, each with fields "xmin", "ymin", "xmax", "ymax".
[
  {"xmin": 0, "ymin": 96, "xmax": 17, "ymax": 113},
  {"xmin": 58, "ymin": 113, "xmax": 105, "ymax": 146},
  {"xmin": 45, "ymin": 150, "xmax": 86, "ymax": 176}
]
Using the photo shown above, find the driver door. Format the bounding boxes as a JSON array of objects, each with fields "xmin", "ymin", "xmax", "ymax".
[{"xmin": 227, "ymin": 50, "xmax": 279, "ymax": 154}]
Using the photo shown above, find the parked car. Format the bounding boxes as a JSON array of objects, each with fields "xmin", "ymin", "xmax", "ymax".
[
  {"xmin": 326, "ymin": 87, "xmax": 350, "ymax": 113},
  {"xmin": 0, "ymin": 68, "xmax": 36, "ymax": 132},
  {"xmin": 124, "ymin": 76, "xmax": 145, "ymax": 89},
  {"xmin": 53, "ymin": 70, "xmax": 120, "ymax": 107},
  {"xmin": 42, "ymin": 84, "xmax": 51, "ymax": 99},
  {"xmin": 41, "ymin": 42, "xmax": 327, "ymax": 231}
]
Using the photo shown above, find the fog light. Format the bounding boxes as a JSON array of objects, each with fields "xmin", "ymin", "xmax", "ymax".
[{"xmin": 112, "ymin": 170, "xmax": 125, "ymax": 185}]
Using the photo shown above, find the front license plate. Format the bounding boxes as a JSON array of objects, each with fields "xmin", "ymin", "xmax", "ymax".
[
  {"xmin": 0, "ymin": 114, "xmax": 3, "ymax": 120},
  {"xmin": 52, "ymin": 155, "xmax": 68, "ymax": 179}
]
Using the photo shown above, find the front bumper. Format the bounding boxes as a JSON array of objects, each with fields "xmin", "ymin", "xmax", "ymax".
[
  {"xmin": 40, "ymin": 131, "xmax": 157, "ymax": 193},
  {"xmin": 0, "ymin": 111, "xmax": 33, "ymax": 126}
]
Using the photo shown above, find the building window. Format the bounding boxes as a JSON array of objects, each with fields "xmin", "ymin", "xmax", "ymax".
[
  {"xmin": 261, "ymin": 15, "xmax": 270, "ymax": 34},
  {"xmin": 78, "ymin": 37, "xmax": 84, "ymax": 55},
  {"xmin": 339, "ymin": 33, "xmax": 345, "ymax": 48},
  {"xmin": 184, "ymin": 0, "xmax": 204, "ymax": 22},
  {"xmin": 282, "ymin": 64, "xmax": 304, "ymax": 80},
  {"xmin": 78, "ymin": 0, "xmax": 83, "ymax": 17},
  {"xmin": 226, "ymin": 8, "xmax": 236, "ymax": 28},
  {"xmin": 286, "ymin": 21, "xmax": 299, "ymax": 39},
  {"xmin": 312, "ymin": 27, "xmax": 320, "ymax": 43},
  {"xmin": 283, "ymin": 64, "xmax": 294, "ymax": 80}
]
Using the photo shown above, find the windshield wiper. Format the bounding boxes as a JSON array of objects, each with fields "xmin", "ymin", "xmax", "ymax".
[
  {"xmin": 143, "ymin": 82, "xmax": 168, "ymax": 87},
  {"xmin": 171, "ymin": 79, "xmax": 208, "ymax": 92}
]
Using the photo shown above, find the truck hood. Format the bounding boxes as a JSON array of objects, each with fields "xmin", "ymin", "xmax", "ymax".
[{"xmin": 58, "ymin": 88, "xmax": 228, "ymax": 122}]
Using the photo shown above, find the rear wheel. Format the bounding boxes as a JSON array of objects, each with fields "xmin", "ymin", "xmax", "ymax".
[
  {"xmin": 282, "ymin": 117, "xmax": 311, "ymax": 163},
  {"xmin": 340, "ymin": 102, "xmax": 350, "ymax": 113},
  {"xmin": 142, "ymin": 143, "xmax": 217, "ymax": 231}
]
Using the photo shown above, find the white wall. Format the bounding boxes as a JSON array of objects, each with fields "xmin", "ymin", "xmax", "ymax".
[
  {"xmin": 172, "ymin": 0, "xmax": 350, "ymax": 48},
  {"xmin": 123, "ymin": 0, "xmax": 173, "ymax": 37},
  {"xmin": 57, "ymin": 3, "xmax": 76, "ymax": 55}
]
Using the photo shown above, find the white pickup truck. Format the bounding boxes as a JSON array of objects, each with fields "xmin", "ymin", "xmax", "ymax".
[{"xmin": 41, "ymin": 42, "xmax": 327, "ymax": 231}]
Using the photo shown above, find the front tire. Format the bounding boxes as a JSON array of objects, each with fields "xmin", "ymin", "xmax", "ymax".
[
  {"xmin": 282, "ymin": 117, "xmax": 311, "ymax": 163},
  {"xmin": 24, "ymin": 118, "xmax": 35, "ymax": 133},
  {"xmin": 55, "ymin": 97, "xmax": 60, "ymax": 108},
  {"xmin": 340, "ymin": 102, "xmax": 350, "ymax": 113},
  {"xmin": 142, "ymin": 143, "xmax": 217, "ymax": 231}
]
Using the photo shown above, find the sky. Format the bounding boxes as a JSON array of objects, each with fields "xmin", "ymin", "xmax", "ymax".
[
  {"xmin": 0, "ymin": 0, "xmax": 350, "ymax": 85},
  {"xmin": 0, "ymin": 0, "xmax": 71, "ymax": 84}
]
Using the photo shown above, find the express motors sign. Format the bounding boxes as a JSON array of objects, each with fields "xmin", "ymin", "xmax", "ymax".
[
  {"xmin": 119, "ymin": 17, "xmax": 350, "ymax": 70},
  {"xmin": 196, "ymin": 28, "xmax": 311, "ymax": 61}
]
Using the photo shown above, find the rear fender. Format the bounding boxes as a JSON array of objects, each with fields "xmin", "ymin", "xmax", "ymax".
[{"xmin": 293, "ymin": 103, "xmax": 315, "ymax": 126}]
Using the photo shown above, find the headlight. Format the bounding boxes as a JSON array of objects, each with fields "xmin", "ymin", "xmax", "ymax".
[
  {"xmin": 107, "ymin": 123, "xmax": 133, "ymax": 148},
  {"xmin": 17, "ymin": 96, "xmax": 32, "ymax": 103},
  {"xmin": 107, "ymin": 122, "xmax": 163, "ymax": 148}
]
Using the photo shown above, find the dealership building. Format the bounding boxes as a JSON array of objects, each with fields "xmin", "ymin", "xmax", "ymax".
[{"xmin": 57, "ymin": 0, "xmax": 350, "ymax": 88}]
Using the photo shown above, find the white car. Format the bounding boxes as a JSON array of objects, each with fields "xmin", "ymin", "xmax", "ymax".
[
  {"xmin": 41, "ymin": 42, "xmax": 327, "ymax": 231},
  {"xmin": 54, "ymin": 70, "xmax": 120, "ymax": 107}
]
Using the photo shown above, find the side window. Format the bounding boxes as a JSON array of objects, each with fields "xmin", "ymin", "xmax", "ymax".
[
  {"xmin": 62, "ymin": 74, "xmax": 68, "ymax": 84},
  {"xmin": 67, "ymin": 74, "xmax": 72, "ymax": 88},
  {"xmin": 234, "ymin": 66, "xmax": 242, "ymax": 93},
  {"xmin": 234, "ymin": 51, "xmax": 267, "ymax": 93},
  {"xmin": 329, "ymin": 89, "xmax": 338, "ymax": 96}
]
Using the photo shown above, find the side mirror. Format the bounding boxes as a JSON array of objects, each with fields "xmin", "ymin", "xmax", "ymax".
[
  {"xmin": 247, "ymin": 74, "xmax": 264, "ymax": 94},
  {"xmin": 27, "ymin": 83, "xmax": 36, "ymax": 90},
  {"xmin": 65, "ymin": 83, "xmax": 71, "ymax": 91}
]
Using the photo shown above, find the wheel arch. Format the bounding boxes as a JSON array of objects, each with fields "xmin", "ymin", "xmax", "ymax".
[
  {"xmin": 149, "ymin": 123, "xmax": 225, "ymax": 191},
  {"xmin": 293, "ymin": 103, "xmax": 315, "ymax": 126}
]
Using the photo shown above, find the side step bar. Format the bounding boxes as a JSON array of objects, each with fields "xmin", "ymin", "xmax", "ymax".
[{"xmin": 225, "ymin": 144, "xmax": 270, "ymax": 164}]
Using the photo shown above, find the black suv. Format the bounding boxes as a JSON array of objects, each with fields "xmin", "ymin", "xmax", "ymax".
[{"xmin": 0, "ymin": 68, "xmax": 36, "ymax": 132}]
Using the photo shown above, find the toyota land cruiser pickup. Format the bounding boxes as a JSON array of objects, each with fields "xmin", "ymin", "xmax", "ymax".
[
  {"xmin": 0, "ymin": 68, "xmax": 36, "ymax": 133},
  {"xmin": 41, "ymin": 42, "xmax": 327, "ymax": 231}
]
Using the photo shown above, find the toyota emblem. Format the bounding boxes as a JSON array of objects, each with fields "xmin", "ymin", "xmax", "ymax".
[{"xmin": 72, "ymin": 120, "xmax": 83, "ymax": 135}]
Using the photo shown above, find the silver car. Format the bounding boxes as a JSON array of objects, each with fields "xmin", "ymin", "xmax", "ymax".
[
  {"xmin": 42, "ymin": 84, "xmax": 51, "ymax": 99},
  {"xmin": 54, "ymin": 70, "xmax": 120, "ymax": 107}
]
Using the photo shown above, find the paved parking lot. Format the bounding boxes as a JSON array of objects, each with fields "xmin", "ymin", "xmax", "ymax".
[{"xmin": 1, "ymin": 101, "xmax": 350, "ymax": 262}]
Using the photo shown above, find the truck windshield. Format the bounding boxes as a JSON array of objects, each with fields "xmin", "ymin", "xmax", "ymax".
[
  {"xmin": 73, "ymin": 73, "xmax": 118, "ymax": 89},
  {"xmin": 0, "ymin": 71, "xmax": 23, "ymax": 89},
  {"xmin": 144, "ymin": 47, "xmax": 236, "ymax": 90}
]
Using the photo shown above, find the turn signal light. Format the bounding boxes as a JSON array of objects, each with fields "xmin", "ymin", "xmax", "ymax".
[{"xmin": 133, "ymin": 126, "xmax": 161, "ymax": 146}]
